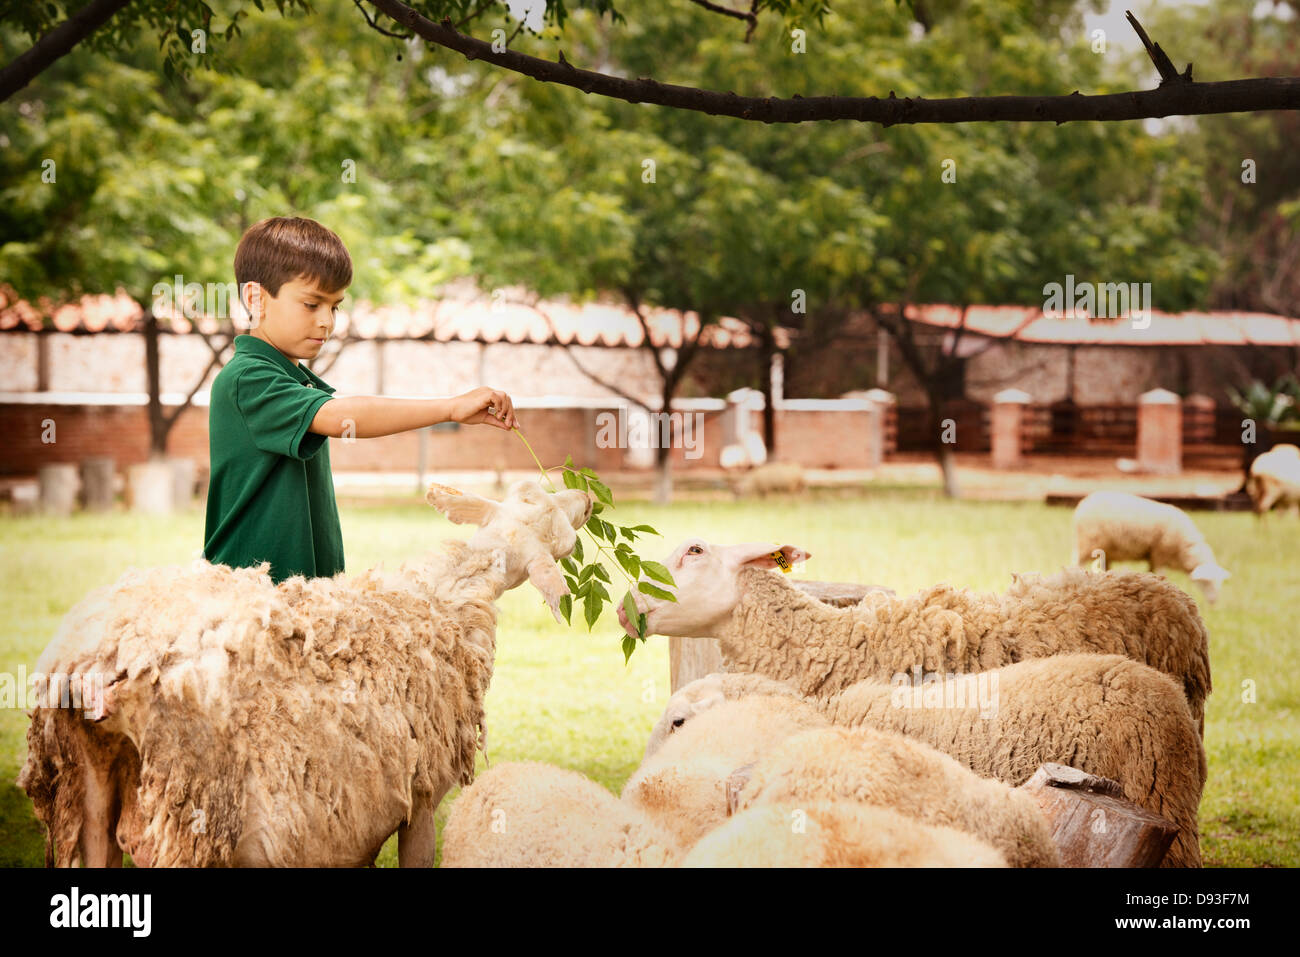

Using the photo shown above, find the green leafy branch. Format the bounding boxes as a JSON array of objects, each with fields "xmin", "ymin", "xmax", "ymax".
[{"xmin": 512, "ymin": 428, "xmax": 676, "ymax": 663}]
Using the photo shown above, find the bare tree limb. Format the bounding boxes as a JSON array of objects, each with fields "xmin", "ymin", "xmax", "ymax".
[
  {"xmin": 0, "ymin": 0, "xmax": 132, "ymax": 103},
  {"xmin": 354, "ymin": 0, "xmax": 414, "ymax": 39},
  {"xmin": 365, "ymin": 0, "xmax": 1299, "ymax": 125},
  {"xmin": 1125, "ymin": 9, "xmax": 1191, "ymax": 85}
]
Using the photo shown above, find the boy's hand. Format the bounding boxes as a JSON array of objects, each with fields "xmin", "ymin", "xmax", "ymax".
[{"xmin": 450, "ymin": 387, "xmax": 519, "ymax": 431}]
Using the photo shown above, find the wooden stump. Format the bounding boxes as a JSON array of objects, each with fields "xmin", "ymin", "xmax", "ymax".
[
  {"xmin": 668, "ymin": 579, "xmax": 893, "ymax": 693},
  {"xmin": 125, "ymin": 462, "xmax": 174, "ymax": 514},
  {"xmin": 170, "ymin": 458, "xmax": 196, "ymax": 509},
  {"xmin": 38, "ymin": 464, "xmax": 79, "ymax": 516},
  {"xmin": 1019, "ymin": 763, "xmax": 1177, "ymax": 868},
  {"xmin": 80, "ymin": 457, "xmax": 116, "ymax": 511}
]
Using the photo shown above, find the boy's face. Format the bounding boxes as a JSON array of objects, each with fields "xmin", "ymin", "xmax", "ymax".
[{"xmin": 245, "ymin": 275, "xmax": 346, "ymax": 363}]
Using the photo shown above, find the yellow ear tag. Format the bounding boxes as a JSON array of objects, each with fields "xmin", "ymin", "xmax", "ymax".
[{"xmin": 771, "ymin": 550, "xmax": 792, "ymax": 573}]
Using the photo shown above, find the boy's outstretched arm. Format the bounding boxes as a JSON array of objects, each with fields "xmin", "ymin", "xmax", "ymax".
[{"xmin": 309, "ymin": 386, "xmax": 519, "ymax": 438}]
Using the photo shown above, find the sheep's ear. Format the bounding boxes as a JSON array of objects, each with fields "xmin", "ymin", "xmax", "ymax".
[
  {"xmin": 732, "ymin": 543, "xmax": 811, "ymax": 570},
  {"xmin": 526, "ymin": 555, "xmax": 569, "ymax": 625},
  {"xmin": 1192, "ymin": 562, "xmax": 1230, "ymax": 582},
  {"xmin": 426, "ymin": 483, "xmax": 498, "ymax": 526}
]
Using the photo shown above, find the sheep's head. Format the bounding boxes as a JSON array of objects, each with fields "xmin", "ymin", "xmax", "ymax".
[
  {"xmin": 426, "ymin": 479, "xmax": 593, "ymax": 622},
  {"xmin": 643, "ymin": 672, "xmax": 727, "ymax": 760},
  {"xmin": 617, "ymin": 538, "xmax": 810, "ymax": 640},
  {"xmin": 1191, "ymin": 562, "xmax": 1230, "ymax": 604}
]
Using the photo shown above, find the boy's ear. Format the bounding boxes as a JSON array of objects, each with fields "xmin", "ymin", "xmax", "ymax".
[
  {"xmin": 426, "ymin": 483, "xmax": 499, "ymax": 526},
  {"xmin": 239, "ymin": 281, "xmax": 264, "ymax": 326}
]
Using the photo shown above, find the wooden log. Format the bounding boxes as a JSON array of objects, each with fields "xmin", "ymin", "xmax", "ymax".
[
  {"xmin": 668, "ymin": 579, "xmax": 894, "ymax": 692},
  {"xmin": 1018, "ymin": 763, "xmax": 1178, "ymax": 868},
  {"xmin": 38, "ymin": 464, "xmax": 79, "ymax": 516},
  {"xmin": 80, "ymin": 457, "xmax": 115, "ymax": 511},
  {"xmin": 125, "ymin": 462, "xmax": 174, "ymax": 514}
]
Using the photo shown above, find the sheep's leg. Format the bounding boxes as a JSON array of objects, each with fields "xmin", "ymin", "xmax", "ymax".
[
  {"xmin": 79, "ymin": 756, "xmax": 123, "ymax": 868},
  {"xmin": 397, "ymin": 791, "xmax": 443, "ymax": 868}
]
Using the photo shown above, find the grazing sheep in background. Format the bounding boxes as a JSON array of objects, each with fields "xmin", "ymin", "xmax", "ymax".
[
  {"xmin": 737, "ymin": 727, "xmax": 1061, "ymax": 867},
  {"xmin": 729, "ymin": 461, "xmax": 806, "ymax": 498},
  {"xmin": 442, "ymin": 762, "xmax": 680, "ymax": 868},
  {"xmin": 621, "ymin": 695, "xmax": 829, "ymax": 850},
  {"xmin": 1072, "ymin": 491, "xmax": 1230, "ymax": 604},
  {"xmin": 1248, "ymin": 443, "xmax": 1300, "ymax": 516},
  {"xmin": 620, "ymin": 539, "xmax": 1212, "ymax": 733},
  {"xmin": 660, "ymin": 655, "xmax": 1204, "ymax": 867},
  {"xmin": 682, "ymin": 801, "xmax": 1009, "ymax": 868},
  {"xmin": 19, "ymin": 480, "xmax": 591, "ymax": 868}
]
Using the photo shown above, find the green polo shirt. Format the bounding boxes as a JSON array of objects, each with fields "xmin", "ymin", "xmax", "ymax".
[{"xmin": 203, "ymin": 333, "xmax": 345, "ymax": 584}]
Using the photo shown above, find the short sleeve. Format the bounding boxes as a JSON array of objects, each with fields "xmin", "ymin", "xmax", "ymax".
[{"xmin": 235, "ymin": 362, "xmax": 335, "ymax": 461}]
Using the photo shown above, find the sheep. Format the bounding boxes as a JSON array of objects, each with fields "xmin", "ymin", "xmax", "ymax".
[
  {"xmin": 1072, "ymin": 491, "xmax": 1230, "ymax": 604},
  {"xmin": 621, "ymin": 694, "xmax": 829, "ymax": 850},
  {"xmin": 643, "ymin": 671, "xmax": 798, "ymax": 760},
  {"xmin": 1248, "ymin": 443, "xmax": 1300, "ymax": 516},
  {"xmin": 736, "ymin": 726, "xmax": 1061, "ymax": 867},
  {"xmin": 441, "ymin": 762, "xmax": 681, "ymax": 867},
  {"xmin": 729, "ymin": 461, "xmax": 806, "ymax": 498},
  {"xmin": 659, "ymin": 654, "xmax": 1205, "ymax": 868},
  {"xmin": 619, "ymin": 539, "xmax": 1212, "ymax": 734},
  {"xmin": 681, "ymin": 801, "xmax": 1009, "ymax": 868},
  {"xmin": 18, "ymin": 479, "xmax": 592, "ymax": 868}
]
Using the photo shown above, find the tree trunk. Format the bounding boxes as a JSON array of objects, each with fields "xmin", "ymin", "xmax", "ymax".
[
  {"xmin": 653, "ymin": 377, "xmax": 675, "ymax": 506},
  {"xmin": 928, "ymin": 390, "xmax": 960, "ymax": 498},
  {"xmin": 759, "ymin": 326, "xmax": 776, "ymax": 458},
  {"xmin": 143, "ymin": 309, "xmax": 168, "ymax": 461},
  {"xmin": 654, "ymin": 444, "xmax": 672, "ymax": 506}
]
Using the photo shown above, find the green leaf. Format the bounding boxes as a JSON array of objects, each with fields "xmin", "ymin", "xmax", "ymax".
[
  {"xmin": 592, "ymin": 563, "xmax": 611, "ymax": 584},
  {"xmin": 589, "ymin": 581, "xmax": 611, "ymax": 602},
  {"xmin": 629, "ymin": 525, "xmax": 661, "ymax": 535},
  {"xmin": 578, "ymin": 564, "xmax": 595, "ymax": 584},
  {"xmin": 588, "ymin": 478, "xmax": 613, "ymax": 506},
  {"xmin": 559, "ymin": 593, "xmax": 572, "ymax": 625},
  {"xmin": 561, "ymin": 556, "xmax": 579, "ymax": 575},
  {"xmin": 622, "ymin": 634, "xmax": 637, "ymax": 664},
  {"xmin": 639, "ymin": 560, "xmax": 675, "ymax": 586},
  {"xmin": 621, "ymin": 590, "xmax": 639, "ymax": 628},
  {"xmin": 574, "ymin": 579, "xmax": 593, "ymax": 598},
  {"xmin": 614, "ymin": 548, "xmax": 640, "ymax": 578},
  {"xmin": 637, "ymin": 612, "xmax": 648, "ymax": 639},
  {"xmin": 584, "ymin": 591, "xmax": 601, "ymax": 630},
  {"xmin": 637, "ymin": 581, "xmax": 675, "ymax": 601},
  {"xmin": 563, "ymin": 468, "xmax": 582, "ymax": 490},
  {"xmin": 572, "ymin": 536, "xmax": 584, "ymax": 564}
]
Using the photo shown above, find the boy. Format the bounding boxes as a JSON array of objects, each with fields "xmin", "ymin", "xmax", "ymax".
[{"xmin": 203, "ymin": 216, "xmax": 519, "ymax": 584}]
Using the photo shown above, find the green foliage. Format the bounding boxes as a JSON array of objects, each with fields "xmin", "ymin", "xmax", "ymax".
[
  {"xmin": 511, "ymin": 432, "xmax": 672, "ymax": 661},
  {"xmin": 1227, "ymin": 375, "xmax": 1300, "ymax": 429}
]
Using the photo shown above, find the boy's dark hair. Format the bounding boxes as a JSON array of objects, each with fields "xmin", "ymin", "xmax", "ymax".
[{"xmin": 234, "ymin": 216, "xmax": 352, "ymax": 299}]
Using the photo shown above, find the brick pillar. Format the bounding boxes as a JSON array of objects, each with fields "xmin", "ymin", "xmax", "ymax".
[
  {"xmin": 864, "ymin": 389, "xmax": 896, "ymax": 460},
  {"xmin": 991, "ymin": 389, "xmax": 1031, "ymax": 469},
  {"xmin": 1137, "ymin": 388, "xmax": 1182, "ymax": 475}
]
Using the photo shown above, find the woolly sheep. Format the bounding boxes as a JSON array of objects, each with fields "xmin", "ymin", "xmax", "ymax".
[
  {"xmin": 823, "ymin": 655, "xmax": 1207, "ymax": 867},
  {"xmin": 621, "ymin": 694, "xmax": 829, "ymax": 850},
  {"xmin": 643, "ymin": 671, "xmax": 797, "ymax": 760},
  {"xmin": 619, "ymin": 539, "xmax": 1212, "ymax": 733},
  {"xmin": 737, "ymin": 726, "xmax": 1061, "ymax": 867},
  {"xmin": 441, "ymin": 762, "xmax": 680, "ymax": 867},
  {"xmin": 19, "ymin": 480, "xmax": 591, "ymax": 868},
  {"xmin": 660, "ymin": 656, "xmax": 1205, "ymax": 867},
  {"xmin": 729, "ymin": 461, "xmax": 806, "ymax": 498},
  {"xmin": 1248, "ymin": 443, "xmax": 1300, "ymax": 515},
  {"xmin": 681, "ymin": 801, "xmax": 1009, "ymax": 868},
  {"xmin": 1072, "ymin": 491, "xmax": 1230, "ymax": 604}
]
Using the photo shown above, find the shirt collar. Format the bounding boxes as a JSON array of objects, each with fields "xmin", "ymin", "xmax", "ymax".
[{"xmin": 235, "ymin": 334, "xmax": 336, "ymax": 393}]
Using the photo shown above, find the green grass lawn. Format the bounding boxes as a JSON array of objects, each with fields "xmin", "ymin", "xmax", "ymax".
[{"xmin": 1, "ymin": 484, "xmax": 1295, "ymax": 867}]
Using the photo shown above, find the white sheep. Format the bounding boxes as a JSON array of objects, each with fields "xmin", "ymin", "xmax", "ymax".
[
  {"xmin": 619, "ymin": 539, "xmax": 1212, "ymax": 734},
  {"xmin": 18, "ymin": 479, "xmax": 592, "ymax": 867},
  {"xmin": 1072, "ymin": 491, "xmax": 1230, "ymax": 604},
  {"xmin": 441, "ymin": 762, "xmax": 681, "ymax": 867},
  {"xmin": 621, "ymin": 694, "xmax": 829, "ymax": 850},
  {"xmin": 1248, "ymin": 443, "xmax": 1300, "ymax": 515},
  {"xmin": 659, "ymin": 654, "xmax": 1206, "ymax": 868},
  {"xmin": 681, "ymin": 801, "xmax": 1009, "ymax": 868},
  {"xmin": 729, "ymin": 461, "xmax": 806, "ymax": 498},
  {"xmin": 736, "ymin": 726, "xmax": 1061, "ymax": 867}
]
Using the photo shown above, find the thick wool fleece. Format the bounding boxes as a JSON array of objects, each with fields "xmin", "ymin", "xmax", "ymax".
[
  {"xmin": 824, "ymin": 654, "xmax": 1207, "ymax": 868},
  {"xmin": 442, "ymin": 762, "xmax": 680, "ymax": 867},
  {"xmin": 716, "ymin": 564, "xmax": 1211, "ymax": 733},
  {"xmin": 20, "ymin": 541, "xmax": 502, "ymax": 867},
  {"xmin": 738, "ymin": 727, "xmax": 1060, "ymax": 867},
  {"xmin": 1073, "ymin": 492, "xmax": 1219, "ymax": 575},
  {"xmin": 682, "ymin": 801, "xmax": 1009, "ymax": 868},
  {"xmin": 622, "ymin": 695, "xmax": 829, "ymax": 850}
]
